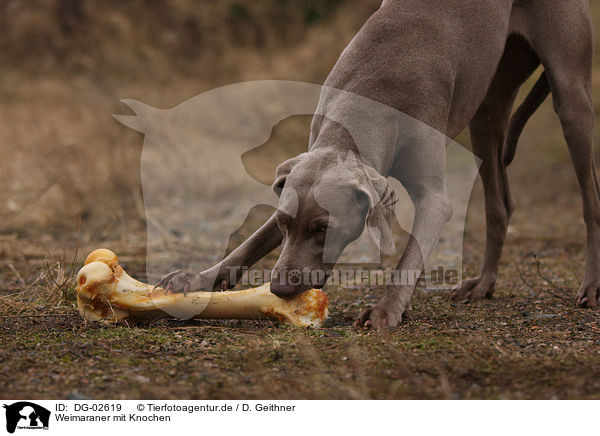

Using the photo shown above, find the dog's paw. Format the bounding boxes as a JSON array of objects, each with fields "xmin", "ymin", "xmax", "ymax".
[
  {"xmin": 450, "ymin": 276, "xmax": 495, "ymax": 302},
  {"xmin": 354, "ymin": 301, "xmax": 404, "ymax": 332},
  {"xmin": 576, "ymin": 282, "xmax": 600, "ymax": 308},
  {"xmin": 155, "ymin": 270, "xmax": 220, "ymax": 295}
]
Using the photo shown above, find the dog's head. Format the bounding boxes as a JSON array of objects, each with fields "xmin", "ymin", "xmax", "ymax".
[{"xmin": 270, "ymin": 150, "xmax": 397, "ymax": 297}]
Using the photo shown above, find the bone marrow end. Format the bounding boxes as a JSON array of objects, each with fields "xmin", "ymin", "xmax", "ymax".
[{"xmin": 84, "ymin": 248, "xmax": 119, "ymax": 267}]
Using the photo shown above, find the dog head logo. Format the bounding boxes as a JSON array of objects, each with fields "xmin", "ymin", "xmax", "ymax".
[{"xmin": 3, "ymin": 402, "xmax": 50, "ymax": 434}]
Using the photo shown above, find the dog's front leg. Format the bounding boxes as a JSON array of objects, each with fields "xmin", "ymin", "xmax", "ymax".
[
  {"xmin": 355, "ymin": 192, "xmax": 452, "ymax": 330},
  {"xmin": 156, "ymin": 213, "xmax": 283, "ymax": 293}
]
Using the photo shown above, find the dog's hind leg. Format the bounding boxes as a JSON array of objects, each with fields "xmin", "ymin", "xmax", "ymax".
[
  {"xmin": 529, "ymin": 3, "xmax": 600, "ymax": 307},
  {"xmin": 451, "ymin": 35, "xmax": 540, "ymax": 301}
]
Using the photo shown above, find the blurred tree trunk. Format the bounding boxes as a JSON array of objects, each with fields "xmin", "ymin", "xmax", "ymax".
[
  {"xmin": 0, "ymin": 1, "xmax": 9, "ymax": 43},
  {"xmin": 56, "ymin": 0, "xmax": 84, "ymax": 34}
]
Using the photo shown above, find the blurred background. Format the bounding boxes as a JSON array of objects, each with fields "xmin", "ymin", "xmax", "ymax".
[
  {"xmin": 0, "ymin": 0, "xmax": 381, "ymax": 239},
  {"xmin": 0, "ymin": 0, "xmax": 599, "ymax": 275},
  {"xmin": 1, "ymin": 0, "xmax": 599, "ymax": 235},
  {"xmin": 1, "ymin": 0, "xmax": 600, "ymax": 286}
]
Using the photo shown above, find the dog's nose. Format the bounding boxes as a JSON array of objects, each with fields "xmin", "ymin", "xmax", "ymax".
[{"xmin": 270, "ymin": 271, "xmax": 300, "ymax": 298}]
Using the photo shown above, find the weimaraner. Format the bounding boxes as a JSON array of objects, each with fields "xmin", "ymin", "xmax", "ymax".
[{"xmin": 157, "ymin": 0, "xmax": 599, "ymax": 330}]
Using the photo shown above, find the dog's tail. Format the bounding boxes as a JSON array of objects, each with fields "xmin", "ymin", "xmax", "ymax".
[{"xmin": 503, "ymin": 71, "xmax": 551, "ymax": 167}]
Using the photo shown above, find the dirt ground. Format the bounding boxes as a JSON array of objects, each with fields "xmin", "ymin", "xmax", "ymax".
[
  {"xmin": 2, "ymin": 2, "xmax": 600, "ymax": 400},
  {"xmin": 3, "ymin": 234, "xmax": 600, "ymax": 400},
  {"xmin": 3, "ymin": 113, "xmax": 600, "ymax": 399}
]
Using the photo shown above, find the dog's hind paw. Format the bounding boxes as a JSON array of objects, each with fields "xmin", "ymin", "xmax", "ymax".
[
  {"xmin": 576, "ymin": 283, "xmax": 600, "ymax": 308},
  {"xmin": 450, "ymin": 276, "xmax": 495, "ymax": 302},
  {"xmin": 354, "ymin": 298, "xmax": 404, "ymax": 332}
]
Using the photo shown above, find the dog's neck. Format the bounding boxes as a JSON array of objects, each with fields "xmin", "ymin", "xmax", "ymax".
[{"xmin": 309, "ymin": 117, "xmax": 397, "ymax": 177}]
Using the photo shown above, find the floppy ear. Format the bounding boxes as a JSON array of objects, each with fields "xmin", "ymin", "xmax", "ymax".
[
  {"xmin": 356, "ymin": 166, "xmax": 398, "ymax": 256},
  {"xmin": 272, "ymin": 153, "xmax": 306, "ymax": 196},
  {"xmin": 112, "ymin": 99, "xmax": 160, "ymax": 133}
]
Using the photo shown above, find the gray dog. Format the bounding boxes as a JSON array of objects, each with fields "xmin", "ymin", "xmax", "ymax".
[{"xmin": 158, "ymin": 0, "xmax": 599, "ymax": 330}]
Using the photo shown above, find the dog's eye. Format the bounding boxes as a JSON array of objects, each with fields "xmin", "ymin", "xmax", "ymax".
[{"xmin": 315, "ymin": 223, "xmax": 328, "ymax": 233}]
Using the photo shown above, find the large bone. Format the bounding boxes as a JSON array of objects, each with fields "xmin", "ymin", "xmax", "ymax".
[{"xmin": 76, "ymin": 249, "xmax": 328, "ymax": 328}]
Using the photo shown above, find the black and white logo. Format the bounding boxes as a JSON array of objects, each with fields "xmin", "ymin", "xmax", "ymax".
[{"xmin": 3, "ymin": 402, "xmax": 50, "ymax": 434}]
